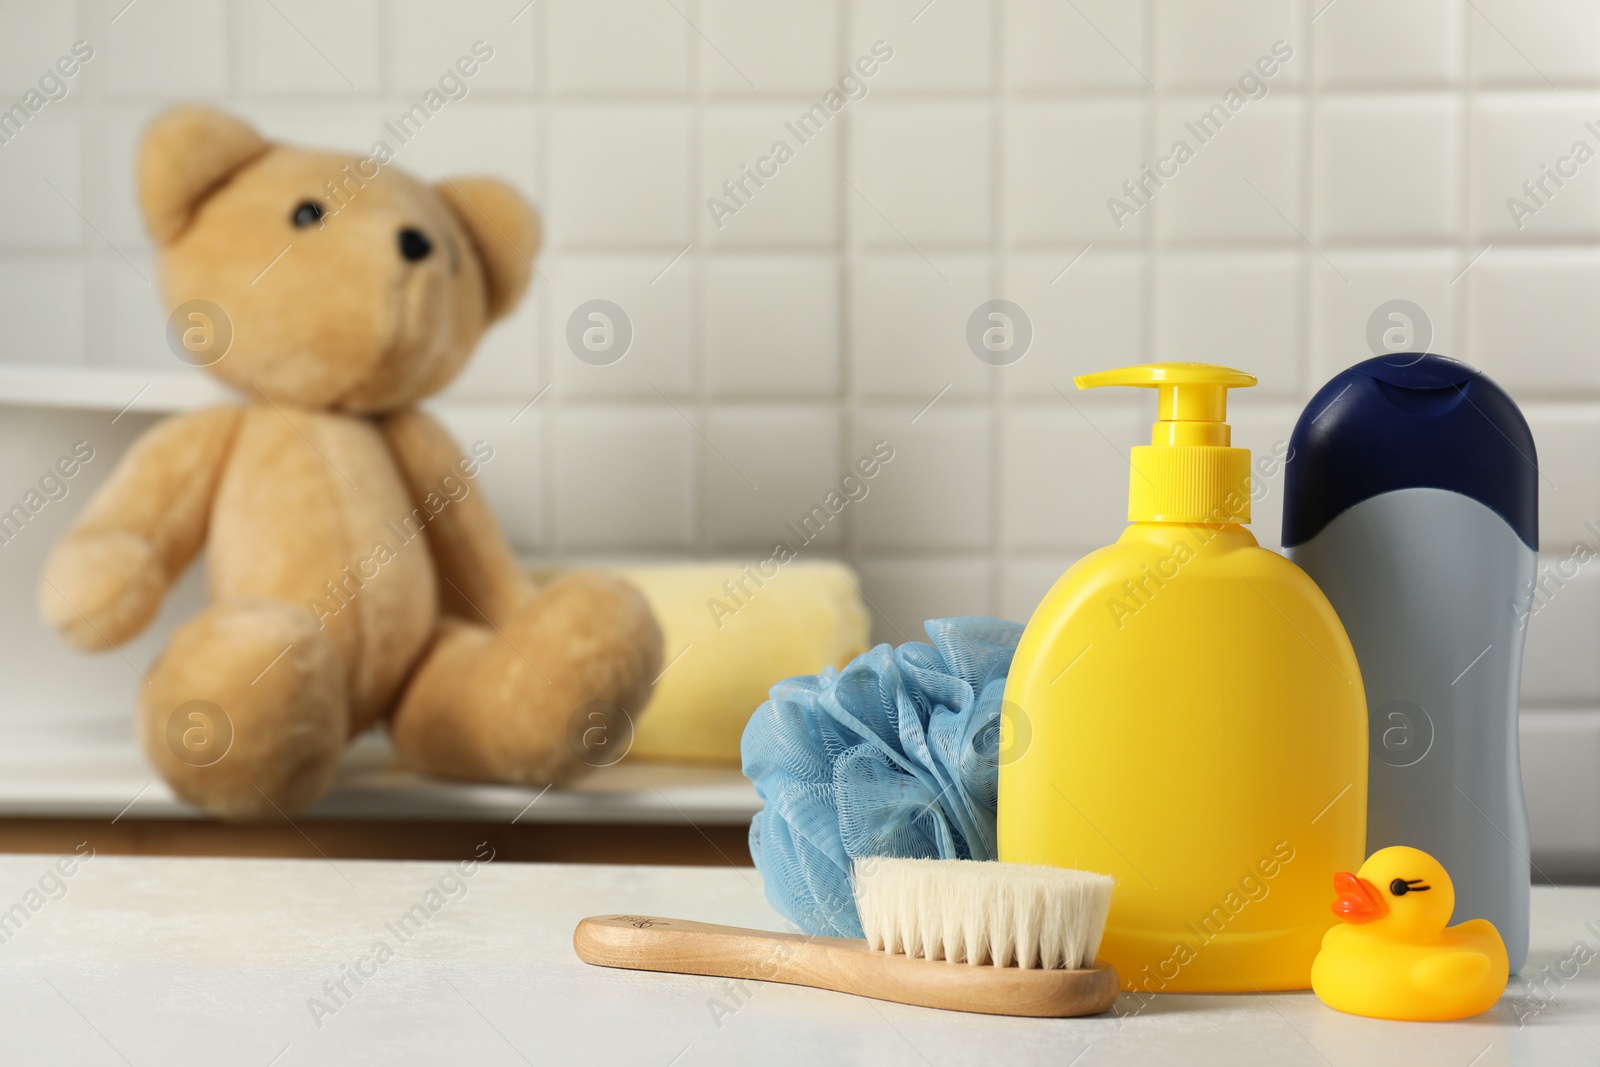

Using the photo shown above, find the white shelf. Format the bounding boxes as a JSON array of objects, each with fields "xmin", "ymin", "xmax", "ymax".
[
  {"xmin": 0, "ymin": 364, "xmax": 234, "ymax": 414},
  {"xmin": 0, "ymin": 725, "xmax": 760, "ymax": 825},
  {"xmin": 0, "ymin": 365, "xmax": 763, "ymax": 827}
]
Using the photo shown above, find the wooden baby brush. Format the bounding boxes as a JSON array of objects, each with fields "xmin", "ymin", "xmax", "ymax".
[{"xmin": 573, "ymin": 858, "xmax": 1119, "ymax": 1017}]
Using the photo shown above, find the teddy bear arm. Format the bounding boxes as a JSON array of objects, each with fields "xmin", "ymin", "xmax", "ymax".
[
  {"xmin": 380, "ymin": 408, "xmax": 530, "ymax": 628},
  {"xmin": 40, "ymin": 406, "xmax": 244, "ymax": 651}
]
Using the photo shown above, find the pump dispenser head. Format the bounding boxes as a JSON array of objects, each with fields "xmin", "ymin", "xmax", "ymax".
[{"xmin": 1076, "ymin": 362, "xmax": 1257, "ymax": 524}]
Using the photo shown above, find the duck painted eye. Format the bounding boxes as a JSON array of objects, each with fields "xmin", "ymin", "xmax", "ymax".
[
  {"xmin": 1390, "ymin": 878, "xmax": 1431, "ymax": 895},
  {"xmin": 291, "ymin": 200, "xmax": 325, "ymax": 228}
]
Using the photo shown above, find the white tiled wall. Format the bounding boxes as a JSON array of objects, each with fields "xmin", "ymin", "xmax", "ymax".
[{"xmin": 4, "ymin": 0, "xmax": 1600, "ymax": 854}]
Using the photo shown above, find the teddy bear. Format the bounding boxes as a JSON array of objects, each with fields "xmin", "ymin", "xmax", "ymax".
[{"xmin": 37, "ymin": 105, "xmax": 663, "ymax": 819}]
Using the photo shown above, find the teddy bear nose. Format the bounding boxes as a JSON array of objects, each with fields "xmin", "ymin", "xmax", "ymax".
[{"xmin": 398, "ymin": 228, "xmax": 433, "ymax": 263}]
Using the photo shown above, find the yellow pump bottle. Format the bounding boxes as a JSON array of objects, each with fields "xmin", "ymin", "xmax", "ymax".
[{"xmin": 998, "ymin": 363, "xmax": 1367, "ymax": 993}]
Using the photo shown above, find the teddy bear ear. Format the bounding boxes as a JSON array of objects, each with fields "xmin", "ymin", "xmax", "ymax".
[
  {"xmin": 437, "ymin": 178, "xmax": 541, "ymax": 322},
  {"xmin": 139, "ymin": 106, "xmax": 269, "ymax": 245}
]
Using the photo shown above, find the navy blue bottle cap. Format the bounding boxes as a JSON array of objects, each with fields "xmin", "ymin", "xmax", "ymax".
[{"xmin": 1282, "ymin": 354, "xmax": 1538, "ymax": 550}]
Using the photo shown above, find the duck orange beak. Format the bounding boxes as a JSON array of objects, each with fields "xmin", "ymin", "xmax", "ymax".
[{"xmin": 1331, "ymin": 872, "xmax": 1389, "ymax": 923}]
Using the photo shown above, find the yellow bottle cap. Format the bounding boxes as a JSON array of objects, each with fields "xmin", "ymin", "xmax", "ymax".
[{"xmin": 1076, "ymin": 362, "xmax": 1257, "ymax": 525}]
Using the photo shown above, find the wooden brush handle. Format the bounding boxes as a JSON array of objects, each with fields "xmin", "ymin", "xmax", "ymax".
[{"xmin": 574, "ymin": 914, "xmax": 1120, "ymax": 1018}]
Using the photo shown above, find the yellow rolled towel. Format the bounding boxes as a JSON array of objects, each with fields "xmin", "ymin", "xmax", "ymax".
[{"xmin": 612, "ymin": 560, "xmax": 871, "ymax": 765}]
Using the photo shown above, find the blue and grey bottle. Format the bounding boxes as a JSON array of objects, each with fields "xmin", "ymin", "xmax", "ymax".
[{"xmin": 1283, "ymin": 353, "xmax": 1537, "ymax": 973}]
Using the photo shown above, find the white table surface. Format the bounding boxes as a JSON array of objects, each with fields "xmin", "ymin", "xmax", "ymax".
[{"xmin": 0, "ymin": 855, "xmax": 1593, "ymax": 1066}]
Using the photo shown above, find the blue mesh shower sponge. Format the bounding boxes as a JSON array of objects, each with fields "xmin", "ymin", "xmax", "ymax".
[{"xmin": 741, "ymin": 616, "xmax": 1025, "ymax": 938}]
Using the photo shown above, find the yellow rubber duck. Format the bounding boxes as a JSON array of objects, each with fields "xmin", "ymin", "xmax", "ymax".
[{"xmin": 1311, "ymin": 846, "xmax": 1509, "ymax": 1021}]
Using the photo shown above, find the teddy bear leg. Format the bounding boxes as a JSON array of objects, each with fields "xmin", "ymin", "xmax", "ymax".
[
  {"xmin": 138, "ymin": 598, "xmax": 348, "ymax": 820},
  {"xmin": 390, "ymin": 572, "xmax": 662, "ymax": 785}
]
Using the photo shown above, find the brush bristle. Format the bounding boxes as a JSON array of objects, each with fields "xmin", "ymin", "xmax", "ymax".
[{"xmin": 852, "ymin": 858, "xmax": 1113, "ymax": 969}]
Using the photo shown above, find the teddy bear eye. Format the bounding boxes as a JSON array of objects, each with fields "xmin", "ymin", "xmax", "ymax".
[{"xmin": 291, "ymin": 200, "xmax": 325, "ymax": 228}]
